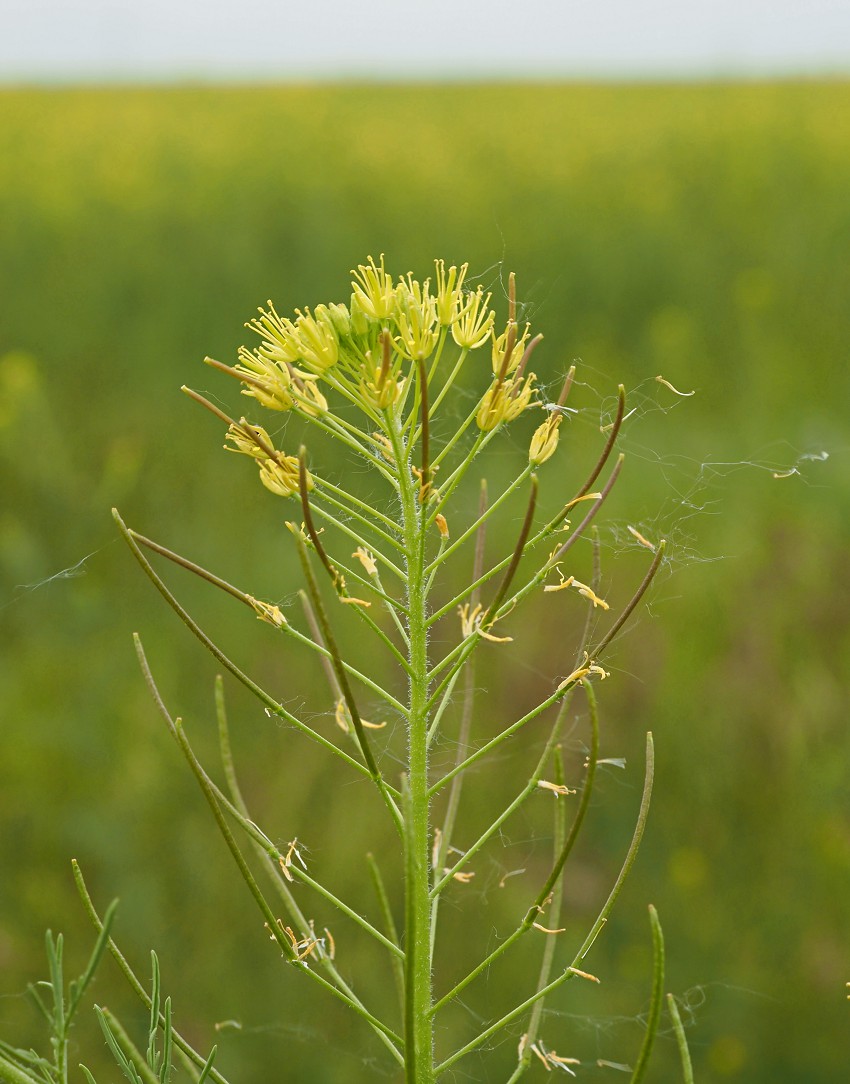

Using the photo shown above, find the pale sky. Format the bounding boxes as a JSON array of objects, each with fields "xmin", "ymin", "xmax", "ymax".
[{"xmin": 1, "ymin": 0, "xmax": 849, "ymax": 81}]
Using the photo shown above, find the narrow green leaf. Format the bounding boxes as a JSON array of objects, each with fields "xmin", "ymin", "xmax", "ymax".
[
  {"xmin": 195, "ymin": 1047, "xmax": 218, "ymax": 1084},
  {"xmin": 158, "ymin": 998, "xmax": 173, "ymax": 1084},
  {"xmin": 0, "ymin": 1052, "xmax": 44, "ymax": 1084},
  {"xmin": 44, "ymin": 931, "xmax": 65, "ymax": 1039},
  {"xmin": 23, "ymin": 985, "xmax": 51, "ymax": 1027},
  {"xmin": 94, "ymin": 1008, "xmax": 145, "ymax": 1084},
  {"xmin": 67, "ymin": 899, "xmax": 119, "ymax": 1025},
  {"xmin": 146, "ymin": 954, "xmax": 161, "ymax": 1072}
]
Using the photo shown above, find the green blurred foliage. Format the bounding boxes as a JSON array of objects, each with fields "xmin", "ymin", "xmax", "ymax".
[{"xmin": 0, "ymin": 83, "xmax": 848, "ymax": 1082}]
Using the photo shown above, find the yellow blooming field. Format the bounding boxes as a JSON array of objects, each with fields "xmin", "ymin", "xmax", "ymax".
[{"xmin": 0, "ymin": 82, "xmax": 848, "ymax": 1082}]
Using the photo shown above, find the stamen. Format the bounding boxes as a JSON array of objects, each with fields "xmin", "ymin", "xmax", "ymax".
[
  {"xmin": 656, "ymin": 374, "xmax": 695, "ymax": 397},
  {"xmin": 530, "ymin": 1043, "xmax": 551, "ymax": 1070}
]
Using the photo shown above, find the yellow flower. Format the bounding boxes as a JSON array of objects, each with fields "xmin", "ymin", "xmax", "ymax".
[
  {"xmin": 570, "ymin": 579, "xmax": 609, "ymax": 609},
  {"xmin": 491, "ymin": 322, "xmax": 531, "ymax": 377},
  {"xmin": 351, "ymin": 254, "xmax": 396, "ymax": 320},
  {"xmin": 234, "ymin": 347, "xmax": 296, "ymax": 412},
  {"xmin": 476, "ymin": 373, "xmax": 537, "ymax": 431},
  {"xmin": 293, "ymin": 307, "xmax": 339, "ymax": 372},
  {"xmin": 233, "ymin": 347, "xmax": 327, "ymax": 416},
  {"xmin": 248, "ymin": 597, "xmax": 288, "ymax": 628},
  {"xmin": 352, "ymin": 547, "xmax": 378, "ymax": 576},
  {"xmin": 451, "ymin": 286, "xmax": 494, "ymax": 350},
  {"xmin": 224, "ymin": 421, "xmax": 275, "ymax": 458},
  {"xmin": 258, "ymin": 455, "xmax": 305, "ymax": 498},
  {"xmin": 249, "ymin": 301, "xmax": 302, "ymax": 364},
  {"xmin": 360, "ymin": 364, "xmax": 403, "ymax": 410},
  {"xmin": 225, "ymin": 422, "xmax": 311, "ymax": 498},
  {"xmin": 292, "ymin": 377, "xmax": 329, "ymax": 415},
  {"xmin": 556, "ymin": 652, "xmax": 609, "ymax": 691},
  {"xmin": 528, "ymin": 412, "xmax": 562, "ymax": 465},
  {"xmin": 394, "ymin": 274, "xmax": 439, "ymax": 361},
  {"xmin": 434, "ymin": 260, "xmax": 468, "ymax": 325}
]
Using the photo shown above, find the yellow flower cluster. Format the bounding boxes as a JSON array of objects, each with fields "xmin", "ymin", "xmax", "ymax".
[{"xmin": 215, "ymin": 257, "xmax": 558, "ymax": 497}]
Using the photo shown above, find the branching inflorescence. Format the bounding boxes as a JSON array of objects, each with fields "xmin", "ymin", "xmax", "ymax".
[{"xmin": 19, "ymin": 256, "xmax": 694, "ymax": 1084}]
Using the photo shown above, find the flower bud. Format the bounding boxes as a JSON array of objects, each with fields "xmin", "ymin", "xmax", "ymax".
[{"xmin": 323, "ymin": 302, "xmax": 351, "ymax": 339}]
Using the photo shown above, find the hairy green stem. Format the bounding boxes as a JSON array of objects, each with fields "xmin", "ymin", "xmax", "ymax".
[{"xmin": 394, "ymin": 407, "xmax": 436, "ymax": 1084}]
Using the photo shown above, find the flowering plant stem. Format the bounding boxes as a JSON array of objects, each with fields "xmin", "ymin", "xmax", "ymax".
[
  {"xmin": 33, "ymin": 257, "xmax": 695, "ymax": 1083},
  {"xmin": 396, "ymin": 408, "xmax": 438, "ymax": 1083}
]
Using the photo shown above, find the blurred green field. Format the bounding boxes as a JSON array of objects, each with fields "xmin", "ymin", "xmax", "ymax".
[{"xmin": 1, "ymin": 82, "xmax": 849, "ymax": 1082}]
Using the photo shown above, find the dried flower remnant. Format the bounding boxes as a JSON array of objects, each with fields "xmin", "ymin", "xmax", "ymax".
[
  {"xmin": 352, "ymin": 547, "xmax": 378, "ymax": 576},
  {"xmin": 655, "ymin": 374, "xmax": 695, "ymax": 397},
  {"xmin": 248, "ymin": 597, "xmax": 288, "ymax": 628},
  {"xmin": 537, "ymin": 780, "xmax": 576, "ymax": 797},
  {"xmin": 628, "ymin": 525, "xmax": 657, "ymax": 552}
]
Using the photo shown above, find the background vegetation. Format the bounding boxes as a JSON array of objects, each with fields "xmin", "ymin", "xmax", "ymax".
[{"xmin": 1, "ymin": 81, "xmax": 848, "ymax": 1081}]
